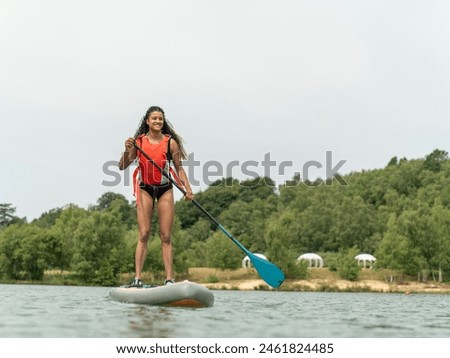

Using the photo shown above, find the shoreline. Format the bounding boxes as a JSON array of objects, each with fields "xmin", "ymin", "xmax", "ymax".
[
  {"xmin": 3, "ymin": 267, "xmax": 450, "ymax": 294},
  {"xmin": 186, "ymin": 267, "xmax": 450, "ymax": 294},
  {"xmin": 203, "ymin": 278, "xmax": 450, "ymax": 294}
]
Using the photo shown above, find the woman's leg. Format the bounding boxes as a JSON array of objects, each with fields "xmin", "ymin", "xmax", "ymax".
[
  {"xmin": 135, "ymin": 189, "xmax": 155, "ymax": 280},
  {"xmin": 157, "ymin": 189, "xmax": 175, "ymax": 281}
]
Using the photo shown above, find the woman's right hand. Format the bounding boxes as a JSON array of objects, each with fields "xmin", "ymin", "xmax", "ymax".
[
  {"xmin": 119, "ymin": 137, "xmax": 136, "ymax": 170},
  {"xmin": 124, "ymin": 137, "xmax": 135, "ymax": 151}
]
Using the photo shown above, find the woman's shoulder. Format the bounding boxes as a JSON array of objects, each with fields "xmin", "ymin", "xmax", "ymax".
[
  {"xmin": 168, "ymin": 135, "xmax": 180, "ymax": 151},
  {"xmin": 165, "ymin": 134, "xmax": 174, "ymax": 145}
]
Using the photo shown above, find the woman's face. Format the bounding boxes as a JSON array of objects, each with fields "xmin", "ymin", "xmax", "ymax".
[{"xmin": 146, "ymin": 111, "xmax": 164, "ymax": 131}]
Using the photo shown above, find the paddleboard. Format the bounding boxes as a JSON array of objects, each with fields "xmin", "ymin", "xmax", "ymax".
[{"xmin": 109, "ymin": 280, "xmax": 214, "ymax": 308}]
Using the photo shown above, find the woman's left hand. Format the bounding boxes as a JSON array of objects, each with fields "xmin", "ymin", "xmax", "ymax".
[{"xmin": 184, "ymin": 190, "xmax": 194, "ymax": 201}]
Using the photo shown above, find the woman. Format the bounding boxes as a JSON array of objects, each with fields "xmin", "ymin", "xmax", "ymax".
[{"xmin": 119, "ymin": 106, "xmax": 194, "ymax": 287}]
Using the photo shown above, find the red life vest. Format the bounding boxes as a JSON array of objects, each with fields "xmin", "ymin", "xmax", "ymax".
[
  {"xmin": 135, "ymin": 134, "xmax": 171, "ymax": 186},
  {"xmin": 132, "ymin": 134, "xmax": 183, "ymax": 204}
]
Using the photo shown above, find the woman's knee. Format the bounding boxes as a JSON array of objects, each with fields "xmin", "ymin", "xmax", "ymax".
[
  {"xmin": 139, "ymin": 227, "xmax": 151, "ymax": 242},
  {"xmin": 160, "ymin": 232, "xmax": 171, "ymax": 245}
]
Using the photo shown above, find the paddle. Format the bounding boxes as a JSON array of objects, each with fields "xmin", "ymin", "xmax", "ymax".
[{"xmin": 132, "ymin": 141, "xmax": 285, "ymax": 288}]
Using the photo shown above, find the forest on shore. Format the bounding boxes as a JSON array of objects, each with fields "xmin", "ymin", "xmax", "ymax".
[{"xmin": 1, "ymin": 149, "xmax": 449, "ymax": 287}]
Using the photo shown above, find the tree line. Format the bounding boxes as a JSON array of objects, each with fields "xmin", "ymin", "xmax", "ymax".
[{"xmin": 1, "ymin": 149, "xmax": 449, "ymax": 286}]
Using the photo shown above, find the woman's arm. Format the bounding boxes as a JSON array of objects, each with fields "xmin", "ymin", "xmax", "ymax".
[{"xmin": 170, "ymin": 140, "xmax": 194, "ymax": 200}]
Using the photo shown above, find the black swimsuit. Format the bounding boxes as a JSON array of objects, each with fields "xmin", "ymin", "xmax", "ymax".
[{"xmin": 139, "ymin": 182, "xmax": 173, "ymax": 200}]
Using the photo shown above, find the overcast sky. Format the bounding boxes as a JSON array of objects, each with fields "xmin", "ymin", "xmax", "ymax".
[{"xmin": 1, "ymin": 0, "xmax": 450, "ymax": 221}]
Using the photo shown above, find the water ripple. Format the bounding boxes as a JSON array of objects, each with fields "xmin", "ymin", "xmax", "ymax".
[{"xmin": 1, "ymin": 284, "xmax": 450, "ymax": 337}]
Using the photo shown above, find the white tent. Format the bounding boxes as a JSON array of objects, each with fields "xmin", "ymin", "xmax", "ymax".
[
  {"xmin": 297, "ymin": 253, "xmax": 324, "ymax": 268},
  {"xmin": 242, "ymin": 254, "xmax": 268, "ymax": 268},
  {"xmin": 355, "ymin": 253, "xmax": 376, "ymax": 268}
]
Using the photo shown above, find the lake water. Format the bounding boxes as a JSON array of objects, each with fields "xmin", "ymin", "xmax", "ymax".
[{"xmin": 1, "ymin": 284, "xmax": 450, "ymax": 338}]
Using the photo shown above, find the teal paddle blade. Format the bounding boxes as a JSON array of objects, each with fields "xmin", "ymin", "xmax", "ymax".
[{"xmin": 248, "ymin": 252, "xmax": 285, "ymax": 288}]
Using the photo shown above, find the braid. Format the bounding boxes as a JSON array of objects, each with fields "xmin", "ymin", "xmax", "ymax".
[{"xmin": 134, "ymin": 106, "xmax": 188, "ymax": 160}]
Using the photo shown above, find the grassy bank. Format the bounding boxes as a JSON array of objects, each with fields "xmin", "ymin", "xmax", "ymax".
[{"xmin": 185, "ymin": 267, "xmax": 450, "ymax": 294}]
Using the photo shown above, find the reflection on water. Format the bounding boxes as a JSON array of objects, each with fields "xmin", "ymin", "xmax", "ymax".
[
  {"xmin": 126, "ymin": 306, "xmax": 174, "ymax": 338},
  {"xmin": 1, "ymin": 284, "xmax": 450, "ymax": 338}
]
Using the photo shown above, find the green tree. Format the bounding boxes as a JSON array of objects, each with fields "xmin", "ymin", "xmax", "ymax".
[
  {"xmin": 0, "ymin": 223, "xmax": 64, "ymax": 280},
  {"xmin": 71, "ymin": 210, "xmax": 126, "ymax": 285},
  {"xmin": 429, "ymin": 200, "xmax": 450, "ymax": 281},
  {"xmin": 175, "ymin": 177, "xmax": 239, "ymax": 229},
  {"xmin": 265, "ymin": 209, "xmax": 300, "ymax": 256},
  {"xmin": 331, "ymin": 196, "xmax": 378, "ymax": 252},
  {"xmin": 237, "ymin": 176, "xmax": 276, "ymax": 202},
  {"xmin": 423, "ymin": 149, "xmax": 448, "ymax": 172},
  {"xmin": 376, "ymin": 211, "xmax": 428, "ymax": 276},
  {"xmin": 0, "ymin": 223, "xmax": 25, "ymax": 279},
  {"xmin": 92, "ymin": 192, "xmax": 136, "ymax": 229},
  {"xmin": 387, "ymin": 156, "xmax": 398, "ymax": 167},
  {"xmin": 205, "ymin": 232, "xmax": 242, "ymax": 269},
  {"xmin": 220, "ymin": 199, "xmax": 254, "ymax": 250},
  {"xmin": 33, "ymin": 207, "xmax": 63, "ymax": 228},
  {"xmin": 336, "ymin": 247, "xmax": 360, "ymax": 281},
  {"xmin": 16, "ymin": 226, "xmax": 49, "ymax": 280},
  {"xmin": 51, "ymin": 205, "xmax": 89, "ymax": 271},
  {"xmin": 0, "ymin": 204, "xmax": 25, "ymax": 227}
]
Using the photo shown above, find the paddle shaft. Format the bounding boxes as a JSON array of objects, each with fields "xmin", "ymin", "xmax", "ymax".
[
  {"xmin": 133, "ymin": 140, "xmax": 285, "ymax": 288},
  {"xmin": 132, "ymin": 141, "xmax": 250, "ymax": 255}
]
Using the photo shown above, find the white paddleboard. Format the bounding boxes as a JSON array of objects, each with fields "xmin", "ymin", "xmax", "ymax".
[{"xmin": 109, "ymin": 280, "xmax": 214, "ymax": 308}]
